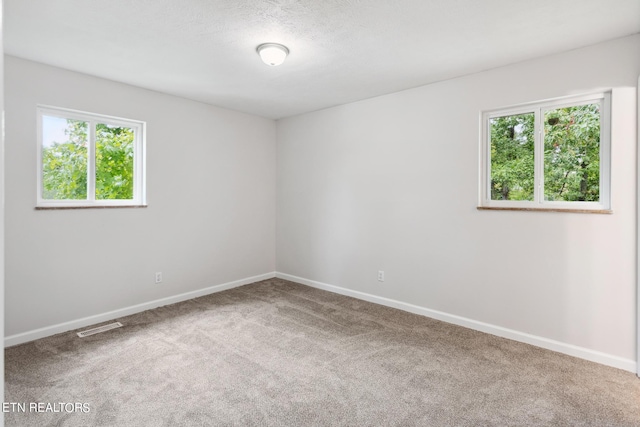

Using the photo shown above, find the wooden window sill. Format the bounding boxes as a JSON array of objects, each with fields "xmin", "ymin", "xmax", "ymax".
[
  {"xmin": 477, "ymin": 206, "xmax": 612, "ymax": 214},
  {"xmin": 35, "ymin": 205, "xmax": 148, "ymax": 211}
]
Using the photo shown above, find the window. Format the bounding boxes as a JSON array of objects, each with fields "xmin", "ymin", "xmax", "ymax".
[
  {"xmin": 480, "ymin": 93, "xmax": 610, "ymax": 212},
  {"xmin": 37, "ymin": 106, "xmax": 146, "ymax": 208}
]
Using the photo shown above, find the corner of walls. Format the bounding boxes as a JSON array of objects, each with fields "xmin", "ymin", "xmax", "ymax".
[
  {"xmin": 636, "ymin": 74, "xmax": 640, "ymax": 377},
  {"xmin": 1, "ymin": 0, "xmax": 6, "ymax": 420}
]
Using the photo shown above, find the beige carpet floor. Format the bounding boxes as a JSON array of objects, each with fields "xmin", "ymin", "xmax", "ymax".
[{"xmin": 5, "ymin": 278, "xmax": 640, "ymax": 426}]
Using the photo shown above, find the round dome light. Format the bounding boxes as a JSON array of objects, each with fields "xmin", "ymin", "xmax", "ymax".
[{"xmin": 256, "ymin": 43, "xmax": 289, "ymax": 66}]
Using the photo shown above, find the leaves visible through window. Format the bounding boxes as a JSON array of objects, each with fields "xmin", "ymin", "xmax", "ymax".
[
  {"xmin": 543, "ymin": 104, "xmax": 600, "ymax": 202},
  {"xmin": 42, "ymin": 116, "xmax": 88, "ymax": 200},
  {"xmin": 490, "ymin": 113, "xmax": 535, "ymax": 201}
]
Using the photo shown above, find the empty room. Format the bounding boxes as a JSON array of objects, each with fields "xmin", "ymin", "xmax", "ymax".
[{"xmin": 2, "ymin": 0, "xmax": 640, "ymax": 426}]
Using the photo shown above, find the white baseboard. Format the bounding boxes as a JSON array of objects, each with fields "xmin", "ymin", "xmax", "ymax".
[
  {"xmin": 4, "ymin": 272, "xmax": 276, "ymax": 347},
  {"xmin": 276, "ymin": 272, "xmax": 637, "ymax": 373},
  {"xmin": 8, "ymin": 270, "xmax": 635, "ymax": 374}
]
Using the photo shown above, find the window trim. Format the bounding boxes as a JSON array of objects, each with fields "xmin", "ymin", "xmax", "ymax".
[
  {"xmin": 36, "ymin": 105, "xmax": 146, "ymax": 208},
  {"xmin": 479, "ymin": 92, "xmax": 611, "ymax": 212}
]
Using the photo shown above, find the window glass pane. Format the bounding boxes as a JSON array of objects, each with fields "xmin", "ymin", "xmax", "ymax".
[
  {"xmin": 41, "ymin": 116, "xmax": 88, "ymax": 200},
  {"xmin": 543, "ymin": 104, "xmax": 600, "ymax": 202},
  {"xmin": 489, "ymin": 113, "xmax": 535, "ymax": 201},
  {"xmin": 95, "ymin": 123, "xmax": 135, "ymax": 200}
]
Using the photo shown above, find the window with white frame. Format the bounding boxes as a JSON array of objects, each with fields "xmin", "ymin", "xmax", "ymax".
[
  {"xmin": 480, "ymin": 92, "xmax": 611, "ymax": 211},
  {"xmin": 37, "ymin": 106, "xmax": 146, "ymax": 208}
]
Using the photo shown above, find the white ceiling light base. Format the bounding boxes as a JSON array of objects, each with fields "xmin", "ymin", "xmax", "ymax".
[{"xmin": 257, "ymin": 43, "xmax": 289, "ymax": 66}]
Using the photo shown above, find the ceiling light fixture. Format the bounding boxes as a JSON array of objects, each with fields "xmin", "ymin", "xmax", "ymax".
[{"xmin": 256, "ymin": 43, "xmax": 289, "ymax": 66}]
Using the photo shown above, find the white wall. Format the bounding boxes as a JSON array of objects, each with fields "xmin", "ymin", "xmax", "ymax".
[
  {"xmin": 5, "ymin": 56, "xmax": 276, "ymax": 338},
  {"xmin": 1, "ymin": 0, "xmax": 6, "ymax": 421},
  {"xmin": 277, "ymin": 35, "xmax": 640, "ymax": 370}
]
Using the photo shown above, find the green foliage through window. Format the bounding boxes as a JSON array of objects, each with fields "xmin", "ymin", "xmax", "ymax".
[
  {"xmin": 543, "ymin": 104, "xmax": 600, "ymax": 202},
  {"xmin": 95, "ymin": 124, "xmax": 134, "ymax": 200},
  {"xmin": 490, "ymin": 113, "xmax": 535, "ymax": 201},
  {"xmin": 42, "ymin": 119, "xmax": 88, "ymax": 200}
]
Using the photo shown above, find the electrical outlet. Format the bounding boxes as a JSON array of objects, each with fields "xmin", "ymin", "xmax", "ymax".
[
  {"xmin": 377, "ymin": 270, "xmax": 385, "ymax": 282},
  {"xmin": 155, "ymin": 272, "xmax": 163, "ymax": 284}
]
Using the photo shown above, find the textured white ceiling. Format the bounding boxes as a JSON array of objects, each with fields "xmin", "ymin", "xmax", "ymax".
[{"xmin": 5, "ymin": 0, "xmax": 640, "ymax": 119}]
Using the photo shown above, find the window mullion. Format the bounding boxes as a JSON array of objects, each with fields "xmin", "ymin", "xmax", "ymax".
[
  {"xmin": 482, "ymin": 114, "xmax": 490, "ymax": 205},
  {"xmin": 133, "ymin": 125, "xmax": 144, "ymax": 205},
  {"xmin": 132, "ymin": 125, "xmax": 139, "ymax": 203},
  {"xmin": 87, "ymin": 120, "xmax": 96, "ymax": 202},
  {"xmin": 534, "ymin": 107, "xmax": 543, "ymax": 205}
]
